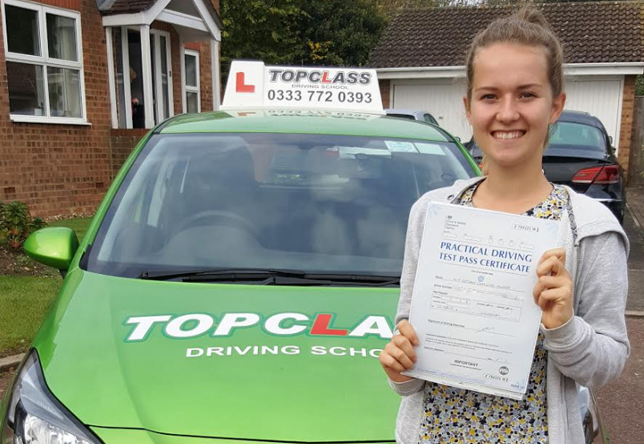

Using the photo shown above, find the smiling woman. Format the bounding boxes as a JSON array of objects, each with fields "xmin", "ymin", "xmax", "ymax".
[{"xmin": 380, "ymin": 6, "xmax": 629, "ymax": 444}]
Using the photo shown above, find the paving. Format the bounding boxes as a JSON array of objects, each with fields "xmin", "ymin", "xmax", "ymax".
[
  {"xmin": 596, "ymin": 184, "xmax": 644, "ymax": 443},
  {"xmin": 596, "ymin": 317, "xmax": 644, "ymax": 444},
  {"xmin": 0, "ymin": 354, "xmax": 23, "ymax": 374}
]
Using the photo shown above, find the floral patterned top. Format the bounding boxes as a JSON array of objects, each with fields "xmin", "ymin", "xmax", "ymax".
[{"xmin": 418, "ymin": 182, "xmax": 569, "ymax": 444}]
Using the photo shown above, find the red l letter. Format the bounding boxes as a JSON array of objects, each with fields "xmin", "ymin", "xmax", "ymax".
[
  {"xmin": 236, "ymin": 72, "xmax": 255, "ymax": 93},
  {"xmin": 311, "ymin": 314, "xmax": 348, "ymax": 336}
]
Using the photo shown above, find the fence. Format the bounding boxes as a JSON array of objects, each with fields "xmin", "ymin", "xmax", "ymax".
[{"xmin": 629, "ymin": 96, "xmax": 644, "ymax": 185}]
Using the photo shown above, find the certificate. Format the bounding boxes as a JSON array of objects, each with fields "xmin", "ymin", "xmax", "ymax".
[{"xmin": 403, "ymin": 202, "xmax": 560, "ymax": 400}]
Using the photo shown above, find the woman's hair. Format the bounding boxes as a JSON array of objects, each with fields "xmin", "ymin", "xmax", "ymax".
[
  {"xmin": 465, "ymin": 5, "xmax": 564, "ymax": 103},
  {"xmin": 465, "ymin": 6, "xmax": 564, "ymax": 171}
]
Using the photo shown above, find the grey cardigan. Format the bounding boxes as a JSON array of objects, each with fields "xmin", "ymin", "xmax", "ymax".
[{"xmin": 390, "ymin": 177, "xmax": 630, "ymax": 444}]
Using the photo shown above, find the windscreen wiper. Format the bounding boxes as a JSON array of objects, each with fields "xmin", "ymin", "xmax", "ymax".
[
  {"xmin": 139, "ymin": 269, "xmax": 400, "ymax": 286},
  {"xmin": 252, "ymin": 273, "xmax": 400, "ymax": 287},
  {"xmin": 302, "ymin": 273, "xmax": 400, "ymax": 286},
  {"xmin": 139, "ymin": 268, "xmax": 307, "ymax": 281}
]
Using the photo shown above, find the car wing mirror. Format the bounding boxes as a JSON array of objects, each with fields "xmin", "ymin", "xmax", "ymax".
[
  {"xmin": 608, "ymin": 136, "xmax": 613, "ymax": 144},
  {"xmin": 24, "ymin": 227, "xmax": 79, "ymax": 271}
]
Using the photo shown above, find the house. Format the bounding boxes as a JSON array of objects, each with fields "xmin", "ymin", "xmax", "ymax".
[
  {"xmin": 0, "ymin": 0, "xmax": 222, "ymax": 217},
  {"xmin": 369, "ymin": 2, "xmax": 644, "ymax": 172}
]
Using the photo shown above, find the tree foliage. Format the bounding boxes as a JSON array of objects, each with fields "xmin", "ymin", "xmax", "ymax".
[
  {"xmin": 220, "ymin": 0, "xmax": 306, "ymax": 68},
  {"xmin": 637, "ymin": 76, "xmax": 644, "ymax": 96},
  {"xmin": 220, "ymin": 0, "xmax": 387, "ymax": 82},
  {"xmin": 301, "ymin": 1, "xmax": 388, "ymax": 66}
]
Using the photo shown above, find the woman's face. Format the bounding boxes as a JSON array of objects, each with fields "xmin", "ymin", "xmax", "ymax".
[{"xmin": 464, "ymin": 43, "xmax": 565, "ymax": 170}]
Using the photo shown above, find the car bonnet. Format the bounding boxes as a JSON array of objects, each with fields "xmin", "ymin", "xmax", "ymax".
[{"xmin": 33, "ymin": 269, "xmax": 400, "ymax": 442}]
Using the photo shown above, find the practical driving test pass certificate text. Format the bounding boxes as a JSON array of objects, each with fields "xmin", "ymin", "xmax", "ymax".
[{"xmin": 403, "ymin": 202, "xmax": 560, "ymax": 400}]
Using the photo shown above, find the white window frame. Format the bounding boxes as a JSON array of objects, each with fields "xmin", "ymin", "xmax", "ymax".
[
  {"xmin": 182, "ymin": 48, "xmax": 200, "ymax": 113},
  {"xmin": 151, "ymin": 28, "xmax": 174, "ymax": 123},
  {"xmin": 1, "ymin": 0, "xmax": 88, "ymax": 125},
  {"xmin": 114, "ymin": 26, "xmax": 173, "ymax": 129}
]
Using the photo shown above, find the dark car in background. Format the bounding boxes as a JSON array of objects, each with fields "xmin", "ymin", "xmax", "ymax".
[
  {"xmin": 385, "ymin": 108, "xmax": 439, "ymax": 125},
  {"xmin": 466, "ymin": 110, "xmax": 625, "ymax": 223}
]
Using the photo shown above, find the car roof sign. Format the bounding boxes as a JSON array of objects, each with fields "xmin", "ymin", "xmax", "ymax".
[{"xmin": 221, "ymin": 60, "xmax": 384, "ymax": 114}]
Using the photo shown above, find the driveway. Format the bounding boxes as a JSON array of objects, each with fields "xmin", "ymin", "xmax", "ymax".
[{"xmin": 596, "ymin": 317, "xmax": 644, "ymax": 443}]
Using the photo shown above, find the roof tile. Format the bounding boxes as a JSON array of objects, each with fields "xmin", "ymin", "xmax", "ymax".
[
  {"xmin": 369, "ymin": 2, "xmax": 644, "ymax": 67},
  {"xmin": 103, "ymin": 0, "xmax": 157, "ymax": 15}
]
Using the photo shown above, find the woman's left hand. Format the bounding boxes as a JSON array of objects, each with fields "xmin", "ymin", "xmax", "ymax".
[{"xmin": 533, "ymin": 248, "xmax": 573, "ymax": 329}]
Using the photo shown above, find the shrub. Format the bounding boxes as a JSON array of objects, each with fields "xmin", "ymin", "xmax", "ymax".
[{"xmin": 0, "ymin": 200, "xmax": 47, "ymax": 250}]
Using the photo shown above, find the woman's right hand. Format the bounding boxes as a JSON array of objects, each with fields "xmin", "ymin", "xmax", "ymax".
[{"xmin": 379, "ymin": 320, "xmax": 419, "ymax": 382}]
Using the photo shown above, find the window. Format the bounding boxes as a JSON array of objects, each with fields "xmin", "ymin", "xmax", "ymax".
[
  {"xmin": 183, "ymin": 49, "xmax": 200, "ymax": 113},
  {"xmin": 549, "ymin": 122, "xmax": 606, "ymax": 152},
  {"xmin": 423, "ymin": 114, "xmax": 438, "ymax": 125},
  {"xmin": 2, "ymin": 0, "xmax": 86, "ymax": 124}
]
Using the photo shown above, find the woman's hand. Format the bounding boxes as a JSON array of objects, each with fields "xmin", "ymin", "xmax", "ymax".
[
  {"xmin": 379, "ymin": 320, "xmax": 419, "ymax": 382},
  {"xmin": 533, "ymin": 248, "xmax": 573, "ymax": 329}
]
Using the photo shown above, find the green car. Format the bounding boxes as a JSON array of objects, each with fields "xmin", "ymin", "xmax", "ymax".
[{"xmin": 1, "ymin": 110, "xmax": 479, "ymax": 443}]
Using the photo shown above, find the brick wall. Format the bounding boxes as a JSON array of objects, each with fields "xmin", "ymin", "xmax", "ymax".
[
  {"xmin": 110, "ymin": 129, "xmax": 148, "ymax": 174},
  {"xmin": 618, "ymin": 75, "xmax": 636, "ymax": 172},
  {"xmin": 379, "ymin": 80, "xmax": 390, "ymax": 109},
  {"xmin": 38, "ymin": 0, "xmax": 80, "ymax": 9},
  {"xmin": 0, "ymin": 0, "xmax": 112, "ymax": 218},
  {"xmin": 199, "ymin": 41, "xmax": 214, "ymax": 112}
]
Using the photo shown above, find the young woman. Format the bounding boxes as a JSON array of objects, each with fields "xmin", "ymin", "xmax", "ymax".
[{"xmin": 379, "ymin": 7, "xmax": 629, "ymax": 444}]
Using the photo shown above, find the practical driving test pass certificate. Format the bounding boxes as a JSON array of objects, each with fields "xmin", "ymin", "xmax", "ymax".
[{"xmin": 402, "ymin": 202, "xmax": 560, "ymax": 400}]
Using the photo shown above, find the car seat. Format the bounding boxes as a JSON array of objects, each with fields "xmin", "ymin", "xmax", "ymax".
[{"xmin": 173, "ymin": 145, "xmax": 259, "ymax": 236}]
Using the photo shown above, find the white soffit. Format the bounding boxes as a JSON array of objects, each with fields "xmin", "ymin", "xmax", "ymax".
[{"xmin": 377, "ymin": 63, "xmax": 644, "ymax": 79}]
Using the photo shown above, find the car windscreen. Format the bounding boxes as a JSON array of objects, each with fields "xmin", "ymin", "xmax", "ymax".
[
  {"xmin": 86, "ymin": 133, "xmax": 475, "ymax": 278},
  {"xmin": 548, "ymin": 122, "xmax": 607, "ymax": 153}
]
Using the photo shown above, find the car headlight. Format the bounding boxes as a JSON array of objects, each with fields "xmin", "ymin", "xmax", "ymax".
[{"xmin": 1, "ymin": 350, "xmax": 101, "ymax": 444}]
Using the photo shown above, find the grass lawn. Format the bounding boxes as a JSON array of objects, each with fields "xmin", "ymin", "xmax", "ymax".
[
  {"xmin": 48, "ymin": 217, "xmax": 93, "ymax": 243},
  {"xmin": 0, "ymin": 216, "xmax": 92, "ymax": 357},
  {"xmin": 0, "ymin": 276, "xmax": 61, "ymax": 356}
]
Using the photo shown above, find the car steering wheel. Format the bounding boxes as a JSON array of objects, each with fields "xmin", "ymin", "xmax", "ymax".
[{"xmin": 175, "ymin": 210, "xmax": 260, "ymax": 239}]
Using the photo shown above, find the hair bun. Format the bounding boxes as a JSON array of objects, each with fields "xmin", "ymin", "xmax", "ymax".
[{"xmin": 515, "ymin": 5, "xmax": 552, "ymax": 31}]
